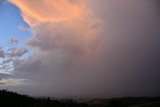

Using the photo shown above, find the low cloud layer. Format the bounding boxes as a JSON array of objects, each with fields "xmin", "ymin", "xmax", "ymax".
[
  {"xmin": 6, "ymin": 0, "xmax": 160, "ymax": 97},
  {"xmin": 0, "ymin": 78, "xmax": 25, "ymax": 87}
]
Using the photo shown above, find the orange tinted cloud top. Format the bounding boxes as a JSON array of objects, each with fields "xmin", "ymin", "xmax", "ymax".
[
  {"xmin": 9, "ymin": 0, "xmax": 90, "ymax": 26},
  {"xmin": 9, "ymin": 0, "xmax": 99, "ymax": 55}
]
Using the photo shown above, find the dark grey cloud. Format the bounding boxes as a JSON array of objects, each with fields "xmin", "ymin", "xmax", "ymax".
[
  {"xmin": 0, "ymin": 47, "xmax": 5, "ymax": 58},
  {"xmin": 88, "ymin": 0, "xmax": 160, "ymax": 96},
  {"xmin": 0, "ymin": 47, "xmax": 28, "ymax": 59},
  {"xmin": 7, "ymin": 47, "xmax": 28, "ymax": 57},
  {"xmin": 2, "ymin": 59, "xmax": 13, "ymax": 64}
]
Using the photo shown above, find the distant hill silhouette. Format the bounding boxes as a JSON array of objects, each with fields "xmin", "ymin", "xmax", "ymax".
[{"xmin": 0, "ymin": 89, "xmax": 160, "ymax": 107}]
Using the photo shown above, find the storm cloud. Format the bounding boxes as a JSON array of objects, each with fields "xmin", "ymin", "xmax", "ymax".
[{"xmin": 6, "ymin": 0, "xmax": 160, "ymax": 98}]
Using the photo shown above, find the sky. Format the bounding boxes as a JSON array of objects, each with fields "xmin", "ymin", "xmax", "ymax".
[{"xmin": 0, "ymin": 0, "xmax": 160, "ymax": 98}]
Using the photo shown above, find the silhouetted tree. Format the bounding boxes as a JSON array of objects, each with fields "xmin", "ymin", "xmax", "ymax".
[{"xmin": 109, "ymin": 99, "xmax": 124, "ymax": 107}]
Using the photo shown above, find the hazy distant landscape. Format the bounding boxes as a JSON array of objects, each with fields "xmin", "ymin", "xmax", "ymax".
[{"xmin": 0, "ymin": 90, "xmax": 160, "ymax": 107}]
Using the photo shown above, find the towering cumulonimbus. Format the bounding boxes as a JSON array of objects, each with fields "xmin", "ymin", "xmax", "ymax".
[{"xmin": 9, "ymin": 0, "xmax": 100, "ymax": 51}]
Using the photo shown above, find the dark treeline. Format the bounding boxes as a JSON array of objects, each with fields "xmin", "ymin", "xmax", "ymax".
[
  {"xmin": 0, "ymin": 89, "xmax": 160, "ymax": 107},
  {"xmin": 0, "ymin": 89, "xmax": 88, "ymax": 107}
]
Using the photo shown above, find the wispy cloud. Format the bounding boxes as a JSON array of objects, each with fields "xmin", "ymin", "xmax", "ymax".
[
  {"xmin": 0, "ymin": 0, "xmax": 9, "ymax": 6},
  {"xmin": 10, "ymin": 37, "xmax": 19, "ymax": 45},
  {"xmin": 7, "ymin": 47, "xmax": 28, "ymax": 57}
]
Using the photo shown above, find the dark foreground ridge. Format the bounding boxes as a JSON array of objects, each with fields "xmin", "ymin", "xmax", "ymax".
[{"xmin": 0, "ymin": 90, "xmax": 160, "ymax": 107}]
